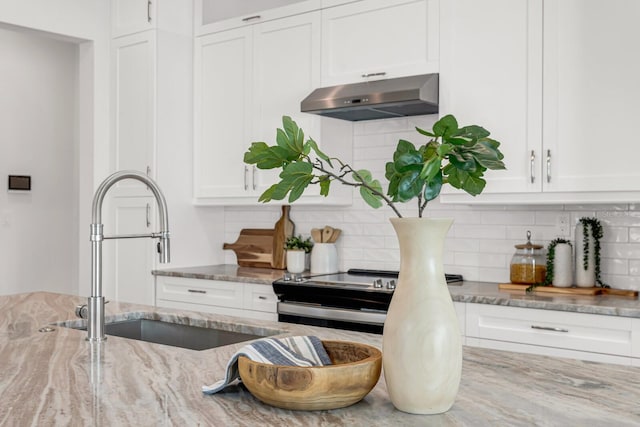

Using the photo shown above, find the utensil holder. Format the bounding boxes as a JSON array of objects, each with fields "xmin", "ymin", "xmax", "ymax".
[{"xmin": 310, "ymin": 243, "xmax": 338, "ymax": 274}]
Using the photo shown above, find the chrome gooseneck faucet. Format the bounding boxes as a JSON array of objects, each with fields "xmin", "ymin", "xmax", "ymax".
[{"xmin": 84, "ymin": 170, "xmax": 170, "ymax": 342}]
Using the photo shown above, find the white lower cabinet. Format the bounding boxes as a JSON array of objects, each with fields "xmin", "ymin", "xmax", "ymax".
[
  {"xmin": 465, "ymin": 303, "xmax": 636, "ymax": 365},
  {"xmin": 103, "ymin": 196, "xmax": 156, "ymax": 306},
  {"xmin": 155, "ymin": 276, "xmax": 278, "ymax": 321}
]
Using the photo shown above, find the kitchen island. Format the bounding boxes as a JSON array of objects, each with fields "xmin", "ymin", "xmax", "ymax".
[{"xmin": 1, "ymin": 292, "xmax": 639, "ymax": 426}]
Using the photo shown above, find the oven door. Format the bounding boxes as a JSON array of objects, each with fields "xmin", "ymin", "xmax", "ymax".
[{"xmin": 277, "ymin": 302, "xmax": 386, "ymax": 334}]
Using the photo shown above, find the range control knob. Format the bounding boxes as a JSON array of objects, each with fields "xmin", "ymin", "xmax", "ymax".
[
  {"xmin": 373, "ymin": 278, "xmax": 383, "ymax": 288},
  {"xmin": 386, "ymin": 279, "xmax": 397, "ymax": 290}
]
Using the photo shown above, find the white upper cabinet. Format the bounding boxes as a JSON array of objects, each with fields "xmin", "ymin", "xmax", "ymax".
[
  {"xmin": 194, "ymin": 27, "xmax": 253, "ymax": 200},
  {"xmin": 112, "ymin": 0, "xmax": 155, "ymax": 37},
  {"xmin": 112, "ymin": 0, "xmax": 192, "ymax": 38},
  {"xmin": 320, "ymin": 0, "xmax": 439, "ymax": 86},
  {"xmin": 439, "ymin": 0, "xmax": 542, "ymax": 197},
  {"xmin": 111, "ymin": 31, "xmax": 156, "ymax": 196},
  {"xmin": 440, "ymin": 0, "xmax": 640, "ymax": 204},
  {"xmin": 194, "ymin": 0, "xmax": 321, "ymax": 35},
  {"xmin": 193, "ymin": 10, "xmax": 353, "ymax": 205},
  {"xmin": 542, "ymin": 0, "xmax": 640, "ymax": 196}
]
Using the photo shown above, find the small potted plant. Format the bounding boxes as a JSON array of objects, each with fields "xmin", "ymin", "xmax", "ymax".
[{"xmin": 284, "ymin": 235, "xmax": 313, "ymax": 273}]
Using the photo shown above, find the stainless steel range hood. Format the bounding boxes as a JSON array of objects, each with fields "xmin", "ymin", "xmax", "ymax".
[{"xmin": 301, "ymin": 74, "xmax": 438, "ymax": 121}]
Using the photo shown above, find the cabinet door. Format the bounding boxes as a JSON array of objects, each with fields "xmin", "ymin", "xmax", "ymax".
[
  {"xmin": 107, "ymin": 197, "xmax": 156, "ymax": 305},
  {"xmin": 252, "ymin": 11, "xmax": 321, "ymax": 194},
  {"xmin": 321, "ymin": 0, "xmax": 438, "ymax": 86},
  {"xmin": 193, "ymin": 28, "xmax": 253, "ymax": 199},
  {"xmin": 112, "ymin": 32, "xmax": 156, "ymax": 196},
  {"xmin": 439, "ymin": 0, "xmax": 543, "ymax": 195},
  {"xmin": 112, "ymin": 0, "xmax": 155, "ymax": 37},
  {"xmin": 543, "ymin": 0, "xmax": 640, "ymax": 194}
]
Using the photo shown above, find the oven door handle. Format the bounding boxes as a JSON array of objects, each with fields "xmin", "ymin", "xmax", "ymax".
[{"xmin": 277, "ymin": 302, "xmax": 386, "ymax": 326}]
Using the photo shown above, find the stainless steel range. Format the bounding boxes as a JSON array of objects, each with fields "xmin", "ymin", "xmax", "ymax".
[{"xmin": 272, "ymin": 269, "xmax": 463, "ymax": 334}]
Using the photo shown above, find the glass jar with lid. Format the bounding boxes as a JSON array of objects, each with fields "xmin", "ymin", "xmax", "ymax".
[{"xmin": 510, "ymin": 231, "xmax": 546, "ymax": 284}]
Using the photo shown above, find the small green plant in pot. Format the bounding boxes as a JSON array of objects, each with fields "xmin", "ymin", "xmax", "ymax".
[
  {"xmin": 244, "ymin": 114, "xmax": 506, "ymax": 415},
  {"xmin": 284, "ymin": 235, "xmax": 313, "ymax": 274},
  {"xmin": 284, "ymin": 235, "xmax": 313, "ymax": 253}
]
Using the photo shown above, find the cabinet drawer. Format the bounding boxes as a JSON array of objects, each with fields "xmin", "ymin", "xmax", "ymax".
[
  {"xmin": 466, "ymin": 304, "xmax": 634, "ymax": 357},
  {"xmin": 244, "ymin": 283, "xmax": 278, "ymax": 313},
  {"xmin": 156, "ymin": 277, "xmax": 243, "ymax": 309}
]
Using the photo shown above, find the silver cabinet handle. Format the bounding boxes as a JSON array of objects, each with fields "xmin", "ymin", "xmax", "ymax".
[
  {"xmin": 531, "ymin": 325, "xmax": 568, "ymax": 333},
  {"xmin": 546, "ymin": 149, "xmax": 551, "ymax": 183},
  {"xmin": 242, "ymin": 15, "xmax": 261, "ymax": 22},
  {"xmin": 147, "ymin": 0, "xmax": 152, "ymax": 23},
  {"xmin": 361, "ymin": 72, "xmax": 387, "ymax": 78},
  {"xmin": 244, "ymin": 166, "xmax": 248, "ymax": 190},
  {"xmin": 252, "ymin": 166, "xmax": 256, "ymax": 190},
  {"xmin": 146, "ymin": 203, "xmax": 151, "ymax": 228},
  {"xmin": 258, "ymin": 296, "xmax": 267, "ymax": 300},
  {"xmin": 188, "ymin": 289, "xmax": 206, "ymax": 294},
  {"xmin": 530, "ymin": 150, "xmax": 536, "ymax": 183}
]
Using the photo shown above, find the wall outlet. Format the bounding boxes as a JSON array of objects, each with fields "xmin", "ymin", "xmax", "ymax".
[{"xmin": 556, "ymin": 213, "xmax": 571, "ymax": 237}]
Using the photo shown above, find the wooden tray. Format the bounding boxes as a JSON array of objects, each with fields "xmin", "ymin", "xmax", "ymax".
[{"xmin": 499, "ymin": 283, "xmax": 638, "ymax": 297}]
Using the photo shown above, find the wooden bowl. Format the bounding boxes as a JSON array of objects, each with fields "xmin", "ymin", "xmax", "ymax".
[{"xmin": 238, "ymin": 340, "xmax": 382, "ymax": 411}]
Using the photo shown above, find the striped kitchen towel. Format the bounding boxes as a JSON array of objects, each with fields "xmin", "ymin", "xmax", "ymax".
[{"xmin": 202, "ymin": 335, "xmax": 332, "ymax": 394}]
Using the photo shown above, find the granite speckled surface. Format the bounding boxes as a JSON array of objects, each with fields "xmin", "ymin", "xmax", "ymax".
[
  {"xmin": 153, "ymin": 264, "xmax": 640, "ymax": 318},
  {"xmin": 2, "ymin": 292, "xmax": 639, "ymax": 426}
]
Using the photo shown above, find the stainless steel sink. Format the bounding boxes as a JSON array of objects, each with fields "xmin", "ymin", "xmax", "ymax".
[{"xmin": 60, "ymin": 317, "xmax": 279, "ymax": 351}]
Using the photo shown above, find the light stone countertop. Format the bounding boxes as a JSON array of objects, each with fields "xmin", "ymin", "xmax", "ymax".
[
  {"xmin": 2, "ymin": 291, "xmax": 640, "ymax": 426},
  {"xmin": 153, "ymin": 264, "xmax": 640, "ymax": 318}
]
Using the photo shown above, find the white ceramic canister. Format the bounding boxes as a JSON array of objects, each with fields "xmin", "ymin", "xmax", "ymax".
[
  {"xmin": 552, "ymin": 243, "xmax": 573, "ymax": 287},
  {"xmin": 310, "ymin": 243, "xmax": 338, "ymax": 274},
  {"xmin": 575, "ymin": 223, "xmax": 596, "ymax": 287}
]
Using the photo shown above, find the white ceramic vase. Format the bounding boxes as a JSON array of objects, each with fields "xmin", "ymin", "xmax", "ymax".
[
  {"xmin": 552, "ymin": 243, "xmax": 573, "ymax": 287},
  {"xmin": 575, "ymin": 224, "xmax": 596, "ymax": 287},
  {"xmin": 286, "ymin": 250, "xmax": 306, "ymax": 274},
  {"xmin": 383, "ymin": 217, "xmax": 462, "ymax": 414}
]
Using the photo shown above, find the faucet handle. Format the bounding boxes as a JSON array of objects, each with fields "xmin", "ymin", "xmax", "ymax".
[
  {"xmin": 75, "ymin": 300, "xmax": 109, "ymax": 319},
  {"xmin": 75, "ymin": 304, "xmax": 88, "ymax": 319}
]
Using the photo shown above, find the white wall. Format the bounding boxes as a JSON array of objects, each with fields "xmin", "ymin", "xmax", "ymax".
[
  {"xmin": 223, "ymin": 115, "xmax": 640, "ymax": 291},
  {"xmin": 0, "ymin": 0, "xmax": 110, "ymax": 296},
  {"xmin": 0, "ymin": 28, "xmax": 78, "ymax": 295}
]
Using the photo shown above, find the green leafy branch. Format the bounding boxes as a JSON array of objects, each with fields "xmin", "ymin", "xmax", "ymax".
[{"xmin": 244, "ymin": 115, "xmax": 506, "ymax": 218}]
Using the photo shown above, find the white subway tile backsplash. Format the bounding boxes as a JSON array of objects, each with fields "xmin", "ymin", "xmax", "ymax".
[
  {"xmin": 407, "ymin": 114, "xmax": 438, "ymax": 130},
  {"xmin": 629, "ymin": 260, "xmax": 640, "ymax": 275},
  {"xmin": 222, "ymin": 122, "xmax": 640, "ymax": 290},
  {"xmin": 601, "ymin": 258, "xmax": 628, "ymax": 276},
  {"xmin": 600, "ymin": 211, "xmax": 640, "ymax": 227},
  {"xmin": 482, "ymin": 211, "xmax": 536, "ymax": 225},
  {"xmin": 445, "ymin": 238, "xmax": 480, "ymax": 253},
  {"xmin": 601, "ymin": 243, "xmax": 640, "ymax": 260},
  {"xmin": 359, "ymin": 117, "xmax": 408, "ymax": 135},
  {"xmin": 601, "ymin": 227, "xmax": 629, "ymax": 243},
  {"xmin": 478, "ymin": 267, "xmax": 510, "ymax": 283},
  {"xmin": 455, "ymin": 224, "xmax": 507, "ymax": 240}
]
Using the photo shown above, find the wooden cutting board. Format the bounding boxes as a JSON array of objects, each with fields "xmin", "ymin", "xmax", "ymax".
[
  {"xmin": 223, "ymin": 229, "xmax": 276, "ymax": 268},
  {"xmin": 271, "ymin": 205, "xmax": 295, "ymax": 270},
  {"xmin": 499, "ymin": 283, "xmax": 638, "ymax": 297}
]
